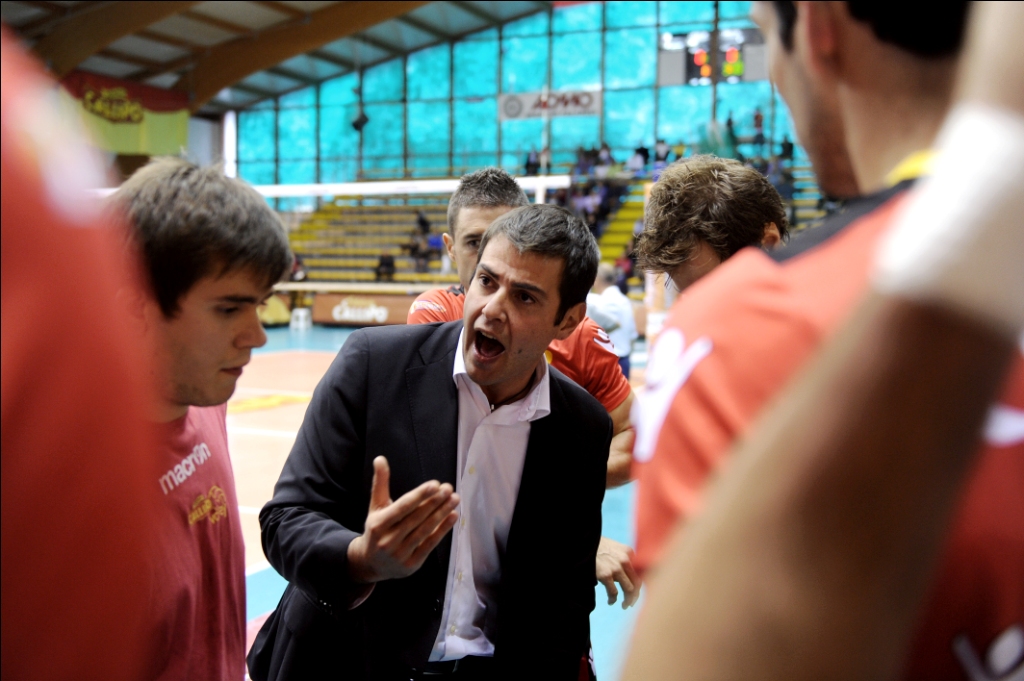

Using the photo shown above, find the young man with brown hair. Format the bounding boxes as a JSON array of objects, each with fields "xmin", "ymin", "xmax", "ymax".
[
  {"xmin": 631, "ymin": 2, "xmax": 1022, "ymax": 679},
  {"xmin": 112, "ymin": 157, "xmax": 292, "ymax": 681},
  {"xmin": 635, "ymin": 155, "xmax": 788, "ymax": 291}
]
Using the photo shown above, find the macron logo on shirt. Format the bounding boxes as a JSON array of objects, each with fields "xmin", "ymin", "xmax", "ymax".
[{"xmin": 159, "ymin": 442, "xmax": 213, "ymax": 494}]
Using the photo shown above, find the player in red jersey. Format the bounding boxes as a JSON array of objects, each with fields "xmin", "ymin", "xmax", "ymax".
[
  {"xmin": 630, "ymin": 3, "xmax": 1023, "ymax": 680},
  {"xmin": 409, "ymin": 168, "xmax": 642, "ymax": 609},
  {"xmin": 111, "ymin": 158, "xmax": 292, "ymax": 680}
]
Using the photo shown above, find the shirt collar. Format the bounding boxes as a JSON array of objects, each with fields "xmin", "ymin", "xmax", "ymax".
[
  {"xmin": 453, "ymin": 327, "xmax": 551, "ymax": 422},
  {"xmin": 885, "ymin": 149, "xmax": 936, "ymax": 187}
]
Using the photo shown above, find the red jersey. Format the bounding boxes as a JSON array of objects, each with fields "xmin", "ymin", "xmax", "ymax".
[
  {"xmin": 150, "ymin": 404, "xmax": 246, "ymax": 681},
  {"xmin": 1, "ymin": 31, "xmax": 159, "ymax": 681},
  {"xmin": 408, "ymin": 286, "xmax": 632, "ymax": 412},
  {"xmin": 633, "ymin": 186, "xmax": 1024, "ymax": 680}
]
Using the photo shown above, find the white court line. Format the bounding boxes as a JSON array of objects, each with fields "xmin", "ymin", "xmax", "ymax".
[
  {"xmin": 245, "ymin": 560, "xmax": 272, "ymax": 577},
  {"xmin": 227, "ymin": 426, "xmax": 298, "ymax": 438}
]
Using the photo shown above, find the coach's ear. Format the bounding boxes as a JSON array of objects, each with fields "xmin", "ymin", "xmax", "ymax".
[
  {"xmin": 554, "ymin": 301, "xmax": 587, "ymax": 341},
  {"xmin": 761, "ymin": 222, "xmax": 782, "ymax": 249}
]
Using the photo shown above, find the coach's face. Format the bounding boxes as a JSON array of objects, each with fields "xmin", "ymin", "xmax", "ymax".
[
  {"xmin": 462, "ymin": 234, "xmax": 582, "ymax": 406},
  {"xmin": 149, "ymin": 268, "xmax": 271, "ymax": 420}
]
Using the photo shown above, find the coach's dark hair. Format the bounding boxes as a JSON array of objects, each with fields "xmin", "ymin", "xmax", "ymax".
[
  {"xmin": 112, "ymin": 157, "xmax": 292, "ymax": 317},
  {"xmin": 772, "ymin": 1, "xmax": 970, "ymax": 58},
  {"xmin": 477, "ymin": 204, "xmax": 599, "ymax": 324},
  {"xmin": 447, "ymin": 167, "xmax": 529, "ymax": 237}
]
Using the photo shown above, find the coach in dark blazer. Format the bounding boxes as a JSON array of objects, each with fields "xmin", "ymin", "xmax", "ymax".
[{"xmin": 248, "ymin": 205, "xmax": 611, "ymax": 681}]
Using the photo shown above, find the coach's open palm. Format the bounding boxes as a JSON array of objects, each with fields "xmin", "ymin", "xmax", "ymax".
[{"xmin": 347, "ymin": 456, "xmax": 460, "ymax": 583}]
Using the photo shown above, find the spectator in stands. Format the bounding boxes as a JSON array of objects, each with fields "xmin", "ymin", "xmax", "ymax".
[
  {"xmin": 753, "ymin": 106, "xmax": 765, "ymax": 153},
  {"xmin": 672, "ymin": 140, "xmax": 687, "ymax": 161},
  {"xmin": 540, "ymin": 146, "xmax": 552, "ymax": 175},
  {"xmin": 111, "ymin": 157, "xmax": 291, "ymax": 681},
  {"xmin": 375, "ymin": 252, "xmax": 396, "ymax": 282},
  {"xmin": 407, "ymin": 167, "xmax": 643, "ymax": 611},
  {"xmin": 289, "ymin": 253, "xmax": 307, "ymax": 282},
  {"xmin": 524, "ymin": 148, "xmax": 540, "ymax": 176},
  {"xmin": 416, "ymin": 209, "xmax": 431, "ymax": 235},
  {"xmin": 779, "ymin": 134, "xmax": 794, "ymax": 161},
  {"xmin": 587, "ymin": 263, "xmax": 638, "ymax": 379},
  {"xmin": 629, "ymin": 4, "xmax": 1016, "ymax": 681},
  {"xmin": 634, "ymin": 155, "xmax": 787, "ymax": 292},
  {"xmin": 655, "ymin": 139, "xmax": 671, "ymax": 163},
  {"xmin": 635, "ymin": 141, "xmax": 651, "ymax": 167}
]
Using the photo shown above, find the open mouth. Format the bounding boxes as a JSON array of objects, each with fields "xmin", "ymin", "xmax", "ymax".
[{"xmin": 474, "ymin": 330, "xmax": 506, "ymax": 360}]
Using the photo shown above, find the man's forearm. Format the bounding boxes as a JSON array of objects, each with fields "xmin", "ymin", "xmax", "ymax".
[
  {"xmin": 606, "ymin": 391, "xmax": 636, "ymax": 488},
  {"xmin": 606, "ymin": 428, "xmax": 634, "ymax": 487},
  {"xmin": 622, "ymin": 296, "xmax": 1017, "ymax": 681}
]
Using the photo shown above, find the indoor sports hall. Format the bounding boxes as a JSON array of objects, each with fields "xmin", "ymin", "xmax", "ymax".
[{"xmin": 6, "ymin": 2, "xmax": 1021, "ymax": 681}]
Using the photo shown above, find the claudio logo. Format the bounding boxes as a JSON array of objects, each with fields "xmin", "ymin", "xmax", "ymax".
[
  {"xmin": 333, "ymin": 296, "xmax": 388, "ymax": 324},
  {"xmin": 188, "ymin": 486, "xmax": 229, "ymax": 526}
]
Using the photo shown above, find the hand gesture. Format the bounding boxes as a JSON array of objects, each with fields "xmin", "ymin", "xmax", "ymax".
[
  {"xmin": 347, "ymin": 457, "xmax": 460, "ymax": 583},
  {"xmin": 596, "ymin": 536, "xmax": 642, "ymax": 609}
]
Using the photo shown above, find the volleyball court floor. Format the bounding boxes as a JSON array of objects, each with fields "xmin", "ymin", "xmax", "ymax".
[{"xmin": 231, "ymin": 325, "xmax": 647, "ymax": 679}]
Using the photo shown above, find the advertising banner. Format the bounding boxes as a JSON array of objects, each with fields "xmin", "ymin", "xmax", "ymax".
[
  {"xmin": 311, "ymin": 293, "xmax": 420, "ymax": 326},
  {"xmin": 499, "ymin": 90, "xmax": 602, "ymax": 120},
  {"xmin": 59, "ymin": 71, "xmax": 189, "ymax": 155}
]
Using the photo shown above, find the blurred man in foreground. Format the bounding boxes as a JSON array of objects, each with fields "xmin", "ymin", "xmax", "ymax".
[
  {"xmin": 631, "ymin": 1, "xmax": 1022, "ymax": 678},
  {"xmin": 624, "ymin": 3, "xmax": 1023, "ymax": 677},
  {"xmin": 1, "ymin": 31, "xmax": 159, "ymax": 681}
]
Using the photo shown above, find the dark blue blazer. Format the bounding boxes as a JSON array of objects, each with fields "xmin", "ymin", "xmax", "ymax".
[{"xmin": 247, "ymin": 321, "xmax": 611, "ymax": 681}]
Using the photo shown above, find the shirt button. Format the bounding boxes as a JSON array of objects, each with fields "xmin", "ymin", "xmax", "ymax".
[
  {"xmin": 449, "ymin": 625, "xmax": 456, "ymax": 634},
  {"xmin": 457, "ymin": 571, "xmax": 463, "ymax": 582},
  {"xmin": 460, "ymin": 517, "xmax": 466, "ymax": 527},
  {"xmin": 468, "ymin": 466, "xmax": 476, "ymax": 474}
]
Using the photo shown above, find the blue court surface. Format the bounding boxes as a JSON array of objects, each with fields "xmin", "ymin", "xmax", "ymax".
[{"xmin": 245, "ymin": 325, "xmax": 645, "ymax": 679}]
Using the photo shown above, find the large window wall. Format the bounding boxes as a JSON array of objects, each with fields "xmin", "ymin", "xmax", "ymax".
[{"xmin": 237, "ymin": 1, "xmax": 799, "ymax": 205}]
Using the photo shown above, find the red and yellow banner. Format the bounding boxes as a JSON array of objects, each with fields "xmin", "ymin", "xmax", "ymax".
[{"xmin": 59, "ymin": 71, "xmax": 189, "ymax": 156}]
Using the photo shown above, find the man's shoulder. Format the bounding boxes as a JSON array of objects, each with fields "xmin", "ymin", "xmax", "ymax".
[
  {"xmin": 408, "ymin": 286, "xmax": 464, "ymax": 323},
  {"xmin": 350, "ymin": 320, "xmax": 461, "ymax": 356},
  {"xmin": 547, "ymin": 364, "xmax": 610, "ymax": 425}
]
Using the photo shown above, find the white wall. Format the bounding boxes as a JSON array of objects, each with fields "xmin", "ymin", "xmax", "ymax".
[{"xmin": 187, "ymin": 116, "xmax": 223, "ymax": 168}]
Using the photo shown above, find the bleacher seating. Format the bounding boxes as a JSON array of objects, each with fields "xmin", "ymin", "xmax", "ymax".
[
  {"xmin": 598, "ymin": 183, "xmax": 645, "ymax": 263},
  {"xmin": 288, "ymin": 198, "xmax": 460, "ymax": 283}
]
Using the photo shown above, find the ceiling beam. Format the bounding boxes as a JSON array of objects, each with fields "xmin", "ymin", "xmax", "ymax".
[
  {"xmin": 32, "ymin": 1, "xmax": 202, "ymax": 78},
  {"xmin": 176, "ymin": 1, "xmax": 428, "ymax": 111},
  {"xmin": 181, "ymin": 9, "xmax": 251, "ymax": 35},
  {"xmin": 17, "ymin": 1, "xmax": 109, "ymax": 40},
  {"xmin": 234, "ymin": 84, "xmax": 278, "ymax": 98},
  {"xmin": 308, "ymin": 50, "xmax": 356, "ymax": 70},
  {"xmin": 447, "ymin": 0, "xmax": 499, "ymax": 24},
  {"xmin": 99, "ymin": 48, "xmax": 168, "ymax": 71},
  {"xmin": 266, "ymin": 66, "xmax": 318, "ymax": 85},
  {"xmin": 351, "ymin": 33, "xmax": 400, "ymax": 55},
  {"xmin": 395, "ymin": 15, "xmax": 451, "ymax": 41},
  {"xmin": 135, "ymin": 29, "xmax": 203, "ymax": 51},
  {"xmin": 252, "ymin": 1, "xmax": 306, "ymax": 18}
]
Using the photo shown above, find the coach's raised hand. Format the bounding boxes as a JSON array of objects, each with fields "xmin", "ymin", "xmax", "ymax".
[{"xmin": 347, "ymin": 456, "xmax": 460, "ymax": 583}]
